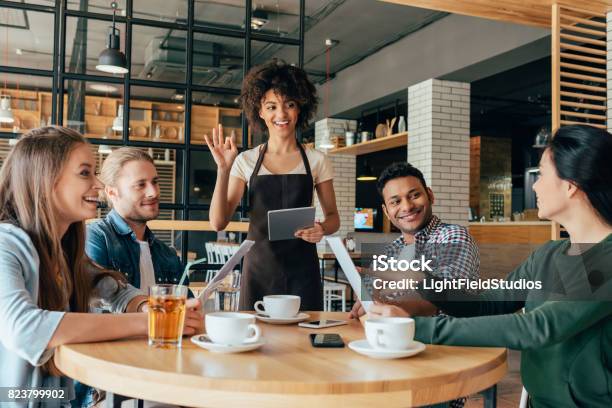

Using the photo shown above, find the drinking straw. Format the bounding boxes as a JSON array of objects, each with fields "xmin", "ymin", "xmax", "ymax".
[{"xmin": 178, "ymin": 257, "xmax": 207, "ymax": 286}]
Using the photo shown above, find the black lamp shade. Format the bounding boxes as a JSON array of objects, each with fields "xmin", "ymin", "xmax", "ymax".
[
  {"xmin": 97, "ymin": 47, "xmax": 128, "ymax": 73},
  {"xmin": 96, "ymin": 26, "xmax": 128, "ymax": 74}
]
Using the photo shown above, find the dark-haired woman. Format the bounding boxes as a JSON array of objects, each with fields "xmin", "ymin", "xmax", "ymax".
[
  {"xmin": 206, "ymin": 61, "xmax": 340, "ymax": 311},
  {"xmin": 366, "ymin": 125, "xmax": 612, "ymax": 407}
]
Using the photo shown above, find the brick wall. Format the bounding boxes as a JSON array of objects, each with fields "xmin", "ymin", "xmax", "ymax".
[
  {"xmin": 314, "ymin": 118, "xmax": 358, "ymax": 250},
  {"xmin": 313, "ymin": 153, "xmax": 356, "ymax": 251},
  {"xmin": 314, "ymin": 118, "xmax": 357, "ymax": 148},
  {"xmin": 407, "ymin": 79, "xmax": 470, "ymax": 226}
]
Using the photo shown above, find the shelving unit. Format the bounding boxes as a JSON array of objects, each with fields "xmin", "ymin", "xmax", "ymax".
[
  {"xmin": 0, "ymin": 89, "xmax": 54, "ymax": 134},
  {"xmin": 329, "ymin": 131, "xmax": 408, "ymax": 155},
  {"xmin": 0, "ymin": 87, "xmax": 242, "ymax": 146}
]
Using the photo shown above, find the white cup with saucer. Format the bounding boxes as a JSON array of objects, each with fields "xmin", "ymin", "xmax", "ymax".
[
  {"xmin": 254, "ymin": 295, "xmax": 300, "ymax": 319},
  {"xmin": 348, "ymin": 317, "xmax": 425, "ymax": 359},
  {"xmin": 365, "ymin": 317, "xmax": 415, "ymax": 350},
  {"xmin": 205, "ymin": 312, "xmax": 261, "ymax": 346}
]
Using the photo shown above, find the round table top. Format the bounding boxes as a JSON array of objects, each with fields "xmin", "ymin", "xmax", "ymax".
[{"xmin": 55, "ymin": 312, "xmax": 507, "ymax": 407}]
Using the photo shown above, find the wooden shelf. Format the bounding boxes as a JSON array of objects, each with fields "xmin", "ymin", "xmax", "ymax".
[
  {"xmin": 85, "ymin": 113, "xmax": 115, "ymax": 119},
  {"xmin": 152, "ymin": 119, "xmax": 184, "ymax": 125},
  {"xmin": 329, "ymin": 132, "xmax": 408, "ymax": 155}
]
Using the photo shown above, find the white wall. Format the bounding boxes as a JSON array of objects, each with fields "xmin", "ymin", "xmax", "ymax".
[{"xmin": 317, "ymin": 14, "xmax": 550, "ymax": 119}]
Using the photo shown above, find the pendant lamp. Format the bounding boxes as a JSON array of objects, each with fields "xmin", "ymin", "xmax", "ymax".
[{"xmin": 96, "ymin": 2, "xmax": 128, "ymax": 74}]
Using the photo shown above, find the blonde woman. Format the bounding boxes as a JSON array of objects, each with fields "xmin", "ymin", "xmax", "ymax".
[{"xmin": 0, "ymin": 127, "xmax": 203, "ymax": 403}]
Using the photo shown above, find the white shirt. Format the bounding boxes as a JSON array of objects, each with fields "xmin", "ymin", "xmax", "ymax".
[
  {"xmin": 230, "ymin": 145, "xmax": 334, "ymax": 187},
  {"xmin": 137, "ymin": 240, "xmax": 156, "ymax": 291}
]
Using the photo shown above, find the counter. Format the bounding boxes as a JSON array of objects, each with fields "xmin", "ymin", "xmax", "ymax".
[
  {"xmin": 468, "ymin": 221, "xmax": 551, "ymax": 244},
  {"xmin": 468, "ymin": 221, "xmax": 552, "ymax": 280}
]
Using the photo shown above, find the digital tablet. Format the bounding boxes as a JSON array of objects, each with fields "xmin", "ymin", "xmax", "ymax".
[{"xmin": 268, "ymin": 206, "xmax": 316, "ymax": 241}]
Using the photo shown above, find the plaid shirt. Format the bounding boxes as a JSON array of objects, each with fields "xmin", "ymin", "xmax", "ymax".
[
  {"xmin": 383, "ymin": 215, "xmax": 479, "ymax": 281},
  {"xmin": 382, "ymin": 216, "xmax": 474, "ymax": 408}
]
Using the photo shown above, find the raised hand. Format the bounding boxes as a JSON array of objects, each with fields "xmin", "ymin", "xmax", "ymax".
[{"xmin": 204, "ymin": 124, "xmax": 238, "ymax": 172}]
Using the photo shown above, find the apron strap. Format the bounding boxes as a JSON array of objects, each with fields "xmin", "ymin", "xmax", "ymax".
[
  {"xmin": 249, "ymin": 141, "xmax": 313, "ymax": 187},
  {"xmin": 297, "ymin": 143, "xmax": 313, "ymax": 181},
  {"xmin": 249, "ymin": 143, "xmax": 268, "ymax": 187}
]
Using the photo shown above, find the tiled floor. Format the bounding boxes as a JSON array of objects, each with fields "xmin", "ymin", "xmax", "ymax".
[{"xmin": 465, "ymin": 349, "xmax": 523, "ymax": 408}]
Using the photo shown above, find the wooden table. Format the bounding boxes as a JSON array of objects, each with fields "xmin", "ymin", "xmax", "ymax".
[{"xmin": 55, "ymin": 312, "xmax": 507, "ymax": 408}]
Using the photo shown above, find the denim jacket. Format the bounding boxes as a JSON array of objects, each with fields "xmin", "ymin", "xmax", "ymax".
[{"xmin": 85, "ymin": 209, "xmax": 187, "ymax": 288}]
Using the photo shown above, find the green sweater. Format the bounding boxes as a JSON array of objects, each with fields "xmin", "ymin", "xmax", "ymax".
[{"xmin": 414, "ymin": 235, "xmax": 612, "ymax": 408}]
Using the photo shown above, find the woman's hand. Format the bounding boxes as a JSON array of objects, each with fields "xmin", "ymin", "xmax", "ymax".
[
  {"xmin": 204, "ymin": 124, "xmax": 238, "ymax": 172},
  {"xmin": 183, "ymin": 298, "xmax": 205, "ymax": 335},
  {"xmin": 368, "ymin": 302, "xmax": 411, "ymax": 318},
  {"xmin": 140, "ymin": 298, "xmax": 204, "ymax": 335},
  {"xmin": 295, "ymin": 221, "xmax": 325, "ymax": 243}
]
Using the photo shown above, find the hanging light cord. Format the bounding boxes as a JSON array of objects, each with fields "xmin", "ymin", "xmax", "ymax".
[
  {"xmin": 3, "ymin": 9, "xmax": 8, "ymax": 93},
  {"xmin": 325, "ymin": 45, "xmax": 330, "ymax": 119},
  {"xmin": 110, "ymin": 1, "xmax": 117, "ymax": 39}
]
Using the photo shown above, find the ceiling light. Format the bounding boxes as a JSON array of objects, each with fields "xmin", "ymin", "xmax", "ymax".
[
  {"xmin": 357, "ymin": 161, "xmax": 377, "ymax": 181},
  {"xmin": 96, "ymin": 2, "xmax": 128, "ymax": 74},
  {"xmin": 0, "ymin": 95, "xmax": 14, "ymax": 124},
  {"xmin": 112, "ymin": 104, "xmax": 124, "ymax": 132},
  {"xmin": 88, "ymin": 83, "xmax": 118, "ymax": 93},
  {"xmin": 325, "ymin": 38, "xmax": 339, "ymax": 48},
  {"xmin": 251, "ymin": 9, "xmax": 268, "ymax": 30}
]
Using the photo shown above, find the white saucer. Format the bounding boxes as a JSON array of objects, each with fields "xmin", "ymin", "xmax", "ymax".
[
  {"xmin": 348, "ymin": 339, "xmax": 426, "ymax": 359},
  {"xmin": 190, "ymin": 334, "xmax": 265, "ymax": 353},
  {"xmin": 255, "ymin": 312, "xmax": 310, "ymax": 324}
]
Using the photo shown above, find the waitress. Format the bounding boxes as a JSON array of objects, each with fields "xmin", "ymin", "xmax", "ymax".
[{"xmin": 205, "ymin": 60, "xmax": 340, "ymax": 311}]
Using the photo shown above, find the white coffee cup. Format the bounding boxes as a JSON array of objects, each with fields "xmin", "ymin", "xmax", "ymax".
[
  {"xmin": 205, "ymin": 312, "xmax": 261, "ymax": 345},
  {"xmin": 254, "ymin": 295, "xmax": 300, "ymax": 318},
  {"xmin": 365, "ymin": 317, "xmax": 415, "ymax": 350}
]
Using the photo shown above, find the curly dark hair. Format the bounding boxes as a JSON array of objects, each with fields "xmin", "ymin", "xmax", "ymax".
[
  {"xmin": 239, "ymin": 60, "xmax": 318, "ymax": 133},
  {"xmin": 377, "ymin": 162, "xmax": 428, "ymax": 197}
]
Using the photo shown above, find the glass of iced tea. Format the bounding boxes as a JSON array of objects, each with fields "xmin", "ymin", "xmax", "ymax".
[{"xmin": 148, "ymin": 284, "xmax": 188, "ymax": 348}]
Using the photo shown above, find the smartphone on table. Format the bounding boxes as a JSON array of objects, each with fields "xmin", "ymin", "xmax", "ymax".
[{"xmin": 309, "ymin": 333, "xmax": 345, "ymax": 348}]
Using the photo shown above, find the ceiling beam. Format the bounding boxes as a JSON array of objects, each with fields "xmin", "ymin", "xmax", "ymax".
[{"xmin": 378, "ymin": 1, "xmax": 610, "ymax": 27}]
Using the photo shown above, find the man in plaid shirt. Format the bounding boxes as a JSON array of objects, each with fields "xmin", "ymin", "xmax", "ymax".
[
  {"xmin": 349, "ymin": 162, "xmax": 479, "ymax": 408},
  {"xmin": 350, "ymin": 161, "xmax": 480, "ymax": 317}
]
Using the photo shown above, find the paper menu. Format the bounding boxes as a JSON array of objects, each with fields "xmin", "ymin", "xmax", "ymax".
[
  {"xmin": 326, "ymin": 237, "xmax": 373, "ymax": 312},
  {"xmin": 199, "ymin": 240, "xmax": 255, "ymax": 301}
]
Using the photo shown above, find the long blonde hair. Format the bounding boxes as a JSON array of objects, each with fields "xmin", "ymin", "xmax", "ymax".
[{"xmin": 0, "ymin": 126, "xmax": 123, "ymax": 375}]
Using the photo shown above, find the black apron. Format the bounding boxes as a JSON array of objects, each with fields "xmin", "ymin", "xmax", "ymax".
[{"xmin": 239, "ymin": 142, "xmax": 323, "ymax": 311}]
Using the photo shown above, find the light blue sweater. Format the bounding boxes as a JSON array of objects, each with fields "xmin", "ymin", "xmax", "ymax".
[{"xmin": 0, "ymin": 223, "xmax": 143, "ymax": 407}]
